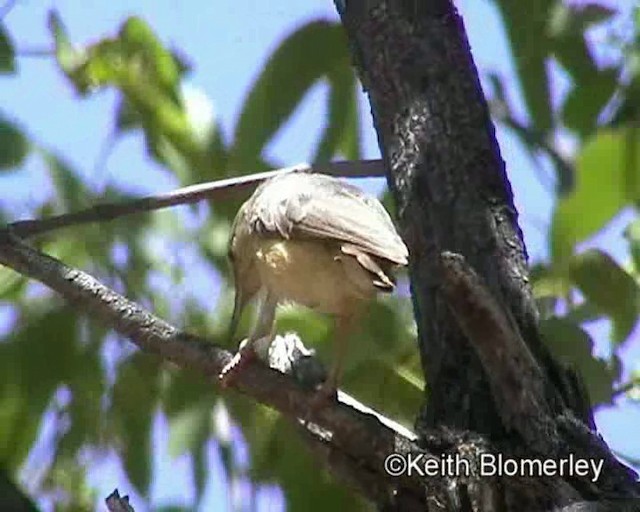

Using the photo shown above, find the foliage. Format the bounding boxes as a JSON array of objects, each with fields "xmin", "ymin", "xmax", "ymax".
[{"xmin": 0, "ymin": 2, "xmax": 639, "ymax": 511}]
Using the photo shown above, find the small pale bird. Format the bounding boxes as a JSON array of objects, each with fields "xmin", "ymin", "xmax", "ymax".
[{"xmin": 221, "ymin": 171, "xmax": 408, "ymax": 403}]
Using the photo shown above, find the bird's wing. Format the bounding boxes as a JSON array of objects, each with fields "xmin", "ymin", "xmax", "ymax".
[{"xmin": 248, "ymin": 173, "xmax": 408, "ymax": 265}]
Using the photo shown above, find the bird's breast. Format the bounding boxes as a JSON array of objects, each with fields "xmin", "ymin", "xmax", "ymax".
[{"xmin": 253, "ymin": 238, "xmax": 376, "ymax": 315}]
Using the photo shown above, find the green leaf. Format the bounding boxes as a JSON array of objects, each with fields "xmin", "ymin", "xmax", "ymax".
[
  {"xmin": 551, "ymin": 129, "xmax": 640, "ymax": 261},
  {"xmin": 530, "ymin": 263, "xmax": 571, "ymax": 299},
  {"xmin": 167, "ymin": 406, "xmax": 209, "ymax": 458},
  {"xmin": 549, "ymin": 3, "xmax": 614, "ymax": 84},
  {"xmin": 0, "ymin": 24, "xmax": 16, "ymax": 74},
  {"xmin": 0, "ymin": 307, "xmax": 78, "ymax": 468},
  {"xmin": 42, "ymin": 150, "xmax": 90, "ymax": 211},
  {"xmin": 624, "ymin": 219, "xmax": 640, "ymax": 272},
  {"xmin": 313, "ymin": 63, "xmax": 360, "ymax": 162},
  {"xmin": 568, "ymin": 249, "xmax": 639, "ymax": 344},
  {"xmin": 231, "ymin": 21, "xmax": 350, "ymax": 169},
  {"xmin": 48, "ymin": 13, "xmax": 203, "ymax": 178},
  {"xmin": 164, "ymin": 369, "xmax": 216, "ymax": 417},
  {"xmin": 58, "ymin": 345, "xmax": 106, "ymax": 458},
  {"xmin": 248, "ymin": 415, "xmax": 367, "ymax": 511},
  {"xmin": 0, "ymin": 116, "xmax": 30, "ymax": 171},
  {"xmin": 493, "ymin": 0, "xmax": 554, "ymax": 133},
  {"xmin": 562, "ymin": 68, "xmax": 618, "ymax": 137},
  {"xmin": 110, "ymin": 354, "xmax": 161, "ymax": 496},
  {"xmin": 192, "ymin": 440, "xmax": 208, "ymax": 505},
  {"xmin": 47, "ymin": 10, "xmax": 84, "ymax": 77},
  {"xmin": 540, "ymin": 317, "xmax": 619, "ymax": 405}
]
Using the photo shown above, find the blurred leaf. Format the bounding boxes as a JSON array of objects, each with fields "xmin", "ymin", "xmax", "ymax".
[
  {"xmin": 192, "ymin": 440, "xmax": 208, "ymax": 506},
  {"xmin": 0, "ymin": 307, "xmax": 78, "ymax": 469},
  {"xmin": 551, "ymin": 129, "xmax": 640, "ymax": 261},
  {"xmin": 48, "ymin": 13, "xmax": 204, "ymax": 179},
  {"xmin": 569, "ymin": 249, "xmax": 639, "ymax": 344},
  {"xmin": 47, "ymin": 11, "xmax": 84, "ymax": 76},
  {"xmin": 0, "ymin": 116, "xmax": 30, "ymax": 171},
  {"xmin": 493, "ymin": 0, "xmax": 554, "ymax": 133},
  {"xmin": 313, "ymin": 63, "xmax": 360, "ymax": 162},
  {"xmin": 0, "ymin": 469, "xmax": 40, "ymax": 512},
  {"xmin": 168, "ymin": 406, "xmax": 209, "ymax": 458},
  {"xmin": 110, "ymin": 354, "xmax": 161, "ymax": 496},
  {"xmin": 347, "ymin": 358, "xmax": 422, "ymax": 426},
  {"xmin": 164, "ymin": 368, "xmax": 216, "ymax": 417},
  {"xmin": 0, "ymin": 267, "xmax": 27, "ymax": 299},
  {"xmin": 565, "ymin": 300, "xmax": 603, "ymax": 324},
  {"xmin": 231, "ymin": 21, "xmax": 350, "ymax": 169},
  {"xmin": 549, "ymin": 3, "xmax": 615, "ymax": 84},
  {"xmin": 58, "ymin": 345, "xmax": 106, "ymax": 457},
  {"xmin": 540, "ymin": 317, "xmax": 619, "ymax": 405},
  {"xmin": 562, "ymin": 68, "xmax": 618, "ymax": 137},
  {"xmin": 624, "ymin": 219, "xmax": 640, "ymax": 271},
  {"xmin": 114, "ymin": 97, "xmax": 142, "ymax": 133},
  {"xmin": 0, "ymin": 24, "xmax": 16, "ymax": 74},
  {"xmin": 246, "ymin": 414, "xmax": 367, "ymax": 511},
  {"xmin": 530, "ymin": 263, "xmax": 571, "ymax": 298},
  {"xmin": 42, "ymin": 150, "xmax": 90, "ymax": 211}
]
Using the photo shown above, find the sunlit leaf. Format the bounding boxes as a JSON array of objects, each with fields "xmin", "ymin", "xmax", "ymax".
[
  {"xmin": 569, "ymin": 249, "xmax": 639, "ymax": 344},
  {"xmin": 530, "ymin": 263, "xmax": 571, "ymax": 299},
  {"xmin": 47, "ymin": 10, "xmax": 85, "ymax": 77},
  {"xmin": 551, "ymin": 129, "xmax": 640, "ymax": 261}
]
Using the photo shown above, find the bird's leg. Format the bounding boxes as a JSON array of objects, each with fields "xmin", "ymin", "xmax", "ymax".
[
  {"xmin": 219, "ymin": 291, "xmax": 277, "ymax": 387},
  {"xmin": 310, "ymin": 312, "xmax": 354, "ymax": 409}
]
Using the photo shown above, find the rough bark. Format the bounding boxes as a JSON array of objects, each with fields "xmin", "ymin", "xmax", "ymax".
[{"xmin": 335, "ymin": 0, "xmax": 639, "ymax": 510}]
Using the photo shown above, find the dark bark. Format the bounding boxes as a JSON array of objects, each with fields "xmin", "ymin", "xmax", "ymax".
[{"xmin": 335, "ymin": 0, "xmax": 639, "ymax": 509}]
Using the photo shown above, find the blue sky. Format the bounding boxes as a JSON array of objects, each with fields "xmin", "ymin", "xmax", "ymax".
[{"xmin": 2, "ymin": 0, "xmax": 639, "ymax": 510}]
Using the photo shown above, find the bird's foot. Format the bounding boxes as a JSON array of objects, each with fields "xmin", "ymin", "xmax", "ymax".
[{"xmin": 219, "ymin": 340, "xmax": 257, "ymax": 388}]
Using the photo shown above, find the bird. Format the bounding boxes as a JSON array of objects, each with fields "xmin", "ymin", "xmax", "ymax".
[{"xmin": 220, "ymin": 171, "xmax": 409, "ymax": 404}]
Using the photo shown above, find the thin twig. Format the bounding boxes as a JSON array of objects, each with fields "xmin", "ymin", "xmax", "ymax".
[
  {"xmin": 14, "ymin": 46, "xmax": 55, "ymax": 57},
  {"xmin": 5, "ymin": 159, "xmax": 385, "ymax": 238}
]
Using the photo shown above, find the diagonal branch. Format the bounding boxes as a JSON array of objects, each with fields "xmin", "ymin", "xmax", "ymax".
[
  {"xmin": 8, "ymin": 160, "xmax": 384, "ymax": 239},
  {"xmin": 0, "ymin": 228, "xmax": 431, "ymax": 508},
  {"xmin": 439, "ymin": 251, "xmax": 557, "ymax": 454}
]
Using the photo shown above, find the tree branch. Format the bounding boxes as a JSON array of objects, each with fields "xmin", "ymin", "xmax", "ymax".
[
  {"xmin": 7, "ymin": 159, "xmax": 384, "ymax": 239},
  {"xmin": 0, "ymin": 229, "xmax": 432, "ymax": 508},
  {"xmin": 439, "ymin": 252, "xmax": 557, "ymax": 454},
  {"xmin": 1, "ymin": 202, "xmax": 637, "ymax": 509}
]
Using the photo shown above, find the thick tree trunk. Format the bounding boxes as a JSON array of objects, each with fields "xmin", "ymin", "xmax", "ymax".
[{"xmin": 335, "ymin": 0, "xmax": 640, "ymax": 510}]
